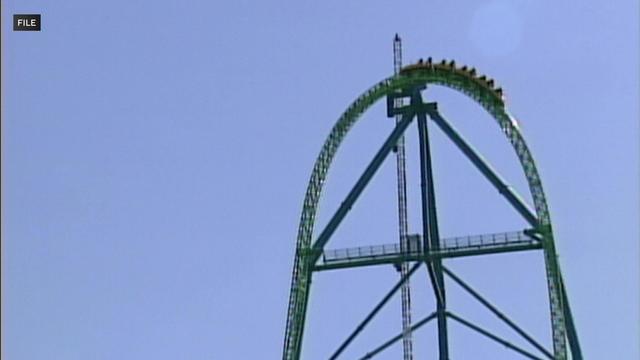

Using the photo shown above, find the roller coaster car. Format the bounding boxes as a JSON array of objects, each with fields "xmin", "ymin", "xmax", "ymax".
[
  {"xmin": 399, "ymin": 61, "xmax": 505, "ymax": 102},
  {"xmin": 399, "ymin": 63, "xmax": 420, "ymax": 74}
]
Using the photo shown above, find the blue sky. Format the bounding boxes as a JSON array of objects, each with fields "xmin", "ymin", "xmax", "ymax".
[{"xmin": 2, "ymin": 1, "xmax": 638, "ymax": 359}]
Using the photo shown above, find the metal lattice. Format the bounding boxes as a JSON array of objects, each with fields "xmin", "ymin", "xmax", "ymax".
[{"xmin": 282, "ymin": 56, "xmax": 580, "ymax": 360}]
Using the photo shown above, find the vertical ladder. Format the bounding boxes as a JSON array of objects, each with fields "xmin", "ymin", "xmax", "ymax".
[{"xmin": 393, "ymin": 33, "xmax": 414, "ymax": 360}]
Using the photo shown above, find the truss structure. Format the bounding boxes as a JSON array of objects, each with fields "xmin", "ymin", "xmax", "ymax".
[{"xmin": 282, "ymin": 57, "xmax": 582, "ymax": 360}]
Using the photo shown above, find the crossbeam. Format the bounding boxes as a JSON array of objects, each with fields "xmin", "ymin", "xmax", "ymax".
[{"xmin": 314, "ymin": 230, "xmax": 542, "ymax": 272}]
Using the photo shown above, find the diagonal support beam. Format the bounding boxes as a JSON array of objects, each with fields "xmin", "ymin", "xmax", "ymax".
[
  {"xmin": 426, "ymin": 108, "xmax": 538, "ymax": 227},
  {"xmin": 359, "ymin": 312, "xmax": 438, "ymax": 360},
  {"xmin": 442, "ymin": 266, "xmax": 553, "ymax": 359},
  {"xmin": 310, "ymin": 109, "xmax": 416, "ymax": 264},
  {"xmin": 560, "ymin": 273, "xmax": 583, "ymax": 359},
  {"xmin": 329, "ymin": 262, "xmax": 422, "ymax": 360},
  {"xmin": 446, "ymin": 312, "xmax": 545, "ymax": 360}
]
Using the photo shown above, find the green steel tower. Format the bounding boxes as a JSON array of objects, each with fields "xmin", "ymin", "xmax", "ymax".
[{"xmin": 282, "ymin": 47, "xmax": 582, "ymax": 360}]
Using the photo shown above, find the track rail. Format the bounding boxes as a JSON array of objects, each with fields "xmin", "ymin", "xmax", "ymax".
[{"xmin": 282, "ymin": 60, "xmax": 569, "ymax": 359}]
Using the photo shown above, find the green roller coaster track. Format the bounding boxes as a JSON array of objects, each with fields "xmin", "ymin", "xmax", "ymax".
[{"xmin": 282, "ymin": 60, "xmax": 581, "ymax": 359}]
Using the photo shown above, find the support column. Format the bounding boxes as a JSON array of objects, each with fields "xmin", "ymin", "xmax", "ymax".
[{"xmin": 415, "ymin": 95, "xmax": 448, "ymax": 360}]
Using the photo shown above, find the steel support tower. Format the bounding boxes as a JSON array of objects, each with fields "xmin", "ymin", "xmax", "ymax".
[{"xmin": 282, "ymin": 49, "xmax": 582, "ymax": 360}]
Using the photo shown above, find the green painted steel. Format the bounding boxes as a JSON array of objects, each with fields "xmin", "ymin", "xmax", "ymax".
[
  {"xmin": 314, "ymin": 242, "xmax": 543, "ymax": 272},
  {"xmin": 359, "ymin": 312, "xmax": 438, "ymax": 360},
  {"xmin": 315, "ymin": 230, "xmax": 544, "ymax": 271},
  {"xmin": 442, "ymin": 267, "xmax": 554, "ymax": 359},
  {"xmin": 329, "ymin": 263, "xmax": 422, "ymax": 360},
  {"xmin": 282, "ymin": 61, "xmax": 576, "ymax": 359},
  {"xmin": 446, "ymin": 312, "xmax": 546, "ymax": 360}
]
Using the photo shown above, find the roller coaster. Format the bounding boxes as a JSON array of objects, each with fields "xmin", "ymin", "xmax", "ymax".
[{"xmin": 282, "ymin": 38, "xmax": 582, "ymax": 360}]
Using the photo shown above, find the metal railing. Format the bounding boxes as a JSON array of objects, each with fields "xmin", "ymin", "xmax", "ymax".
[{"xmin": 321, "ymin": 230, "xmax": 539, "ymax": 264}]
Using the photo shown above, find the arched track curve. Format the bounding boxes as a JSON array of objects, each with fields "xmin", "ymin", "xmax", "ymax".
[{"xmin": 283, "ymin": 61, "xmax": 567, "ymax": 360}]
